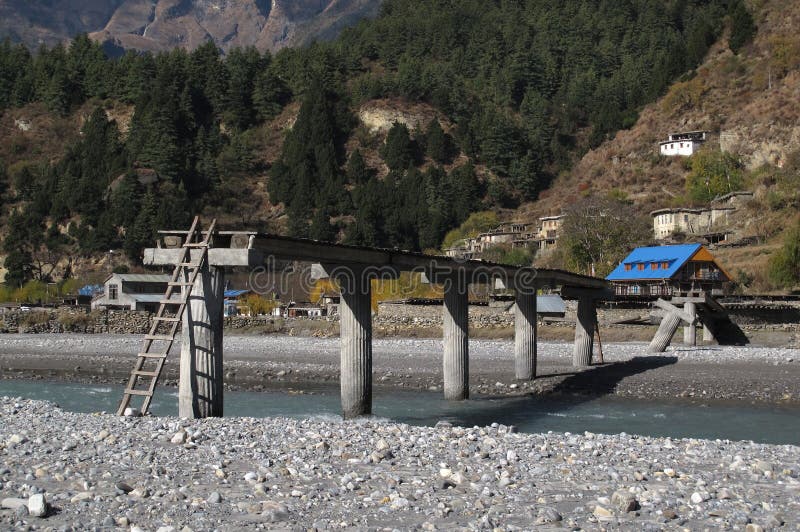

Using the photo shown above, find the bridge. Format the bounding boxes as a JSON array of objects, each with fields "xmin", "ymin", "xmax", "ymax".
[{"xmin": 130, "ymin": 223, "xmax": 611, "ymax": 419}]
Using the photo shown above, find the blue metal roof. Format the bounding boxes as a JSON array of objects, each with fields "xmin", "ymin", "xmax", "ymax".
[
  {"xmin": 78, "ymin": 285, "xmax": 103, "ymax": 296},
  {"xmin": 606, "ymin": 244, "xmax": 701, "ymax": 281},
  {"xmin": 224, "ymin": 289, "xmax": 250, "ymax": 298}
]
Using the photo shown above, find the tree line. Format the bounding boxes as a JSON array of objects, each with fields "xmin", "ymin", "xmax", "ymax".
[{"xmin": 0, "ymin": 0, "xmax": 753, "ymax": 285}]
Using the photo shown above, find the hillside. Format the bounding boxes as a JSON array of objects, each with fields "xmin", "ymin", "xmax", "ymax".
[
  {"xmin": 520, "ymin": 0, "xmax": 800, "ymax": 288},
  {"xmin": 1, "ymin": 0, "xmax": 778, "ymax": 290},
  {"xmin": 0, "ymin": 0, "xmax": 381, "ymax": 53}
]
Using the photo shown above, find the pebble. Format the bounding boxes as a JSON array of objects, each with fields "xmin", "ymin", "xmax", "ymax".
[
  {"xmin": 27, "ymin": 493, "xmax": 48, "ymax": 517},
  {"xmin": 0, "ymin": 396, "xmax": 797, "ymax": 530}
]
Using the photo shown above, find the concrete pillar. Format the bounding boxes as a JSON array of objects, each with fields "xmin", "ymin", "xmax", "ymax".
[
  {"xmin": 683, "ymin": 302, "xmax": 697, "ymax": 346},
  {"xmin": 179, "ymin": 264, "xmax": 225, "ymax": 418},
  {"xmin": 648, "ymin": 311, "xmax": 681, "ymax": 353},
  {"xmin": 514, "ymin": 292, "xmax": 537, "ymax": 380},
  {"xmin": 443, "ymin": 275, "xmax": 469, "ymax": 400},
  {"xmin": 702, "ymin": 321, "xmax": 716, "ymax": 344},
  {"xmin": 573, "ymin": 296, "xmax": 596, "ymax": 367},
  {"xmin": 338, "ymin": 273, "xmax": 373, "ymax": 418}
]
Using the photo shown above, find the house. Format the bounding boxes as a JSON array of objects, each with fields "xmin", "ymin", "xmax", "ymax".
[
  {"xmin": 535, "ymin": 215, "xmax": 564, "ymax": 250},
  {"xmin": 286, "ymin": 303, "xmax": 325, "ymax": 318},
  {"xmin": 607, "ymin": 244, "xmax": 732, "ymax": 298},
  {"xmin": 651, "ymin": 191, "xmax": 751, "ymax": 242},
  {"xmin": 659, "ymin": 131, "xmax": 707, "ymax": 156},
  {"xmin": 91, "ymin": 273, "xmax": 177, "ymax": 312},
  {"xmin": 223, "ymin": 289, "xmax": 250, "ymax": 317}
]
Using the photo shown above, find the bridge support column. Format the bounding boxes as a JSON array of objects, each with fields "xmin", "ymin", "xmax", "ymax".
[
  {"xmin": 683, "ymin": 302, "xmax": 697, "ymax": 346},
  {"xmin": 443, "ymin": 275, "xmax": 469, "ymax": 400},
  {"xmin": 573, "ymin": 296, "xmax": 596, "ymax": 367},
  {"xmin": 648, "ymin": 312, "xmax": 681, "ymax": 353},
  {"xmin": 338, "ymin": 271, "xmax": 373, "ymax": 418},
  {"xmin": 179, "ymin": 264, "xmax": 225, "ymax": 418},
  {"xmin": 702, "ymin": 321, "xmax": 716, "ymax": 344},
  {"xmin": 514, "ymin": 291, "xmax": 537, "ymax": 380}
]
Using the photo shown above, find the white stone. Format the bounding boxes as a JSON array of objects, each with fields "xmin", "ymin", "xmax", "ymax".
[{"xmin": 27, "ymin": 493, "xmax": 47, "ymax": 517}]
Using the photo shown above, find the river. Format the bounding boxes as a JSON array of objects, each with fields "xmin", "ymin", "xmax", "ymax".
[{"xmin": 2, "ymin": 379, "xmax": 798, "ymax": 445}]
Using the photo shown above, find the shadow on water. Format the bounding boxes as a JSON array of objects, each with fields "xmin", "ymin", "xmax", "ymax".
[{"xmin": 436, "ymin": 356, "xmax": 679, "ymax": 430}]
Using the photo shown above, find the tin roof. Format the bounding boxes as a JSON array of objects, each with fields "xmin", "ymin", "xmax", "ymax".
[
  {"xmin": 606, "ymin": 244, "xmax": 702, "ymax": 281},
  {"xmin": 108, "ymin": 273, "xmax": 171, "ymax": 283}
]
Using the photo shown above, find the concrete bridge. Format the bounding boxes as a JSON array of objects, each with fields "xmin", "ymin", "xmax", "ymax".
[{"xmin": 144, "ymin": 230, "xmax": 610, "ymax": 419}]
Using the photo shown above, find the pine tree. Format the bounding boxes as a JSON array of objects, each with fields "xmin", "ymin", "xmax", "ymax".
[
  {"xmin": 381, "ymin": 122, "xmax": 415, "ymax": 171},
  {"xmin": 424, "ymin": 118, "xmax": 451, "ymax": 164}
]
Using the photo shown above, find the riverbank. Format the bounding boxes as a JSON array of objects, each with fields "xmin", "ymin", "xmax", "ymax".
[
  {"xmin": 0, "ymin": 334, "xmax": 798, "ymax": 405},
  {"xmin": 1, "ymin": 397, "xmax": 798, "ymax": 530}
]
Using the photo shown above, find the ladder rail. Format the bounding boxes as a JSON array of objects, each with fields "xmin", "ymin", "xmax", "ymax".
[{"xmin": 116, "ymin": 217, "xmax": 217, "ymax": 416}]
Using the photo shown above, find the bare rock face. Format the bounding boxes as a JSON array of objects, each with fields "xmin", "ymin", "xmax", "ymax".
[{"xmin": 0, "ymin": 0, "xmax": 382, "ymax": 53}]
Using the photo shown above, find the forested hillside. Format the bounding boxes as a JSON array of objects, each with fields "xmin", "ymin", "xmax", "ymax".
[{"xmin": 0, "ymin": 0, "xmax": 739, "ymax": 285}]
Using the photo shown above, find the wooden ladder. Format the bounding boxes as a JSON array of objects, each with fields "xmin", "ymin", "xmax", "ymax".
[{"xmin": 116, "ymin": 216, "xmax": 217, "ymax": 416}]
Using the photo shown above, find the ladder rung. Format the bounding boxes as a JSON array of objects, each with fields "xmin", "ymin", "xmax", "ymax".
[
  {"xmin": 154, "ymin": 316, "xmax": 180, "ymax": 322},
  {"xmin": 124, "ymin": 389, "xmax": 152, "ymax": 397},
  {"xmin": 168, "ymin": 281, "xmax": 193, "ymax": 286},
  {"xmin": 138, "ymin": 353, "xmax": 167, "ymax": 358},
  {"xmin": 132, "ymin": 370, "xmax": 159, "ymax": 377},
  {"xmin": 184, "ymin": 243, "xmax": 208, "ymax": 248},
  {"xmin": 145, "ymin": 335, "xmax": 174, "ymax": 342},
  {"xmin": 179, "ymin": 262, "xmax": 199, "ymax": 267}
]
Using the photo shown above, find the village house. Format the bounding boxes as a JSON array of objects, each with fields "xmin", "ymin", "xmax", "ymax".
[
  {"xmin": 535, "ymin": 215, "xmax": 564, "ymax": 251},
  {"xmin": 651, "ymin": 191, "xmax": 752, "ymax": 242},
  {"xmin": 659, "ymin": 131, "xmax": 707, "ymax": 157},
  {"xmin": 606, "ymin": 243, "xmax": 731, "ymax": 298},
  {"xmin": 91, "ymin": 273, "xmax": 178, "ymax": 312},
  {"xmin": 444, "ymin": 217, "xmax": 563, "ymax": 259}
]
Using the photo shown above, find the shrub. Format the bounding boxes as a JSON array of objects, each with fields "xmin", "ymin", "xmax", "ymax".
[
  {"xmin": 56, "ymin": 310, "xmax": 93, "ymax": 331},
  {"xmin": 20, "ymin": 310, "xmax": 51, "ymax": 328},
  {"xmin": 768, "ymin": 219, "xmax": 800, "ymax": 289}
]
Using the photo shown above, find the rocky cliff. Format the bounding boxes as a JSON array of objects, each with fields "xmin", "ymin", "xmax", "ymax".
[{"xmin": 0, "ymin": 0, "xmax": 382, "ymax": 53}]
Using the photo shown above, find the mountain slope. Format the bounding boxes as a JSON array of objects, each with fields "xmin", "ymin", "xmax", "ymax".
[
  {"xmin": 521, "ymin": 0, "xmax": 800, "ymax": 217},
  {"xmin": 0, "ymin": 0, "xmax": 382, "ymax": 53}
]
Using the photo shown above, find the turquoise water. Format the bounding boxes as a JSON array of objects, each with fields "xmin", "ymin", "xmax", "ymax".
[{"xmin": 1, "ymin": 379, "xmax": 798, "ymax": 445}]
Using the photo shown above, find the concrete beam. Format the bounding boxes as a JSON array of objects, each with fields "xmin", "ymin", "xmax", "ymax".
[
  {"xmin": 144, "ymin": 248, "xmax": 264, "ymax": 267},
  {"xmin": 179, "ymin": 264, "xmax": 224, "ymax": 418},
  {"xmin": 560, "ymin": 286, "xmax": 615, "ymax": 300},
  {"xmin": 653, "ymin": 298, "xmax": 698, "ymax": 325}
]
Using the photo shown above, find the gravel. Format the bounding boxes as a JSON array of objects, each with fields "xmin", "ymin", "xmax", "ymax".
[{"xmin": 1, "ymin": 397, "xmax": 798, "ymax": 530}]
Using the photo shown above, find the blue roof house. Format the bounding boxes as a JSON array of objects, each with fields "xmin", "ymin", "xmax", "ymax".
[{"xmin": 607, "ymin": 244, "xmax": 731, "ymax": 298}]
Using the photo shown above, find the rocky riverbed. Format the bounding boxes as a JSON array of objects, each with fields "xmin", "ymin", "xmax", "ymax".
[{"xmin": 1, "ymin": 397, "xmax": 799, "ymax": 531}]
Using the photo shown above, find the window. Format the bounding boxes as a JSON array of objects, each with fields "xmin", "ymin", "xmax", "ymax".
[
  {"xmin": 624, "ymin": 264, "xmax": 632, "ymax": 271},
  {"xmin": 651, "ymin": 262, "xmax": 658, "ymax": 270},
  {"xmin": 108, "ymin": 284, "xmax": 118, "ymax": 300},
  {"xmin": 662, "ymin": 261, "xmax": 669, "ymax": 269},
  {"xmin": 637, "ymin": 263, "xmax": 646, "ymax": 271}
]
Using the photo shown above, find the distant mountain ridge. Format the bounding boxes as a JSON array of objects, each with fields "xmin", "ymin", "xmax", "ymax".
[{"xmin": 0, "ymin": 0, "xmax": 382, "ymax": 53}]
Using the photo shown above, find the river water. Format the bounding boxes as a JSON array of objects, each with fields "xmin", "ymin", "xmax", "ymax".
[{"xmin": 1, "ymin": 379, "xmax": 798, "ymax": 445}]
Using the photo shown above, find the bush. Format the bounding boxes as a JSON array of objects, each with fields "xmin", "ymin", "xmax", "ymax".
[
  {"xmin": 20, "ymin": 310, "xmax": 51, "ymax": 327},
  {"xmin": 56, "ymin": 310, "xmax": 93, "ymax": 331},
  {"xmin": 685, "ymin": 149, "xmax": 744, "ymax": 203},
  {"xmin": 768, "ymin": 219, "xmax": 800, "ymax": 289}
]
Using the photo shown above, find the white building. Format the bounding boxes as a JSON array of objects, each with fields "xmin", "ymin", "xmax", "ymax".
[
  {"xmin": 659, "ymin": 131, "xmax": 707, "ymax": 157},
  {"xmin": 91, "ymin": 273, "xmax": 179, "ymax": 312}
]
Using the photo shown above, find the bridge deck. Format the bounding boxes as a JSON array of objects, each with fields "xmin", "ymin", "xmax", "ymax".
[{"xmin": 147, "ymin": 231, "xmax": 608, "ymax": 291}]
